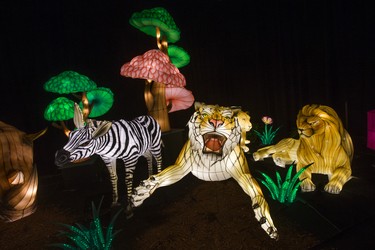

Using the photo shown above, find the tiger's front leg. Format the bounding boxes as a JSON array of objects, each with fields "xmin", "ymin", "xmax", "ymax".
[
  {"xmin": 227, "ymin": 149, "xmax": 279, "ymax": 240},
  {"xmin": 131, "ymin": 162, "xmax": 192, "ymax": 207},
  {"xmin": 131, "ymin": 142, "xmax": 193, "ymax": 208}
]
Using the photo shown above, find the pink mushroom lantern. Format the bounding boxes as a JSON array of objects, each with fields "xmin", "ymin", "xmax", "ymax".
[
  {"xmin": 165, "ymin": 86, "xmax": 194, "ymax": 113},
  {"xmin": 120, "ymin": 49, "xmax": 187, "ymax": 132}
]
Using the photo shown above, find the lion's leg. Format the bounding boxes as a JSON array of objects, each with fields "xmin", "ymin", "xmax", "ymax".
[
  {"xmin": 298, "ymin": 162, "xmax": 316, "ymax": 192},
  {"xmin": 253, "ymin": 145, "xmax": 275, "ymax": 161},
  {"xmin": 227, "ymin": 149, "xmax": 278, "ymax": 240},
  {"xmin": 131, "ymin": 142, "xmax": 192, "ymax": 207},
  {"xmin": 325, "ymin": 164, "xmax": 352, "ymax": 194}
]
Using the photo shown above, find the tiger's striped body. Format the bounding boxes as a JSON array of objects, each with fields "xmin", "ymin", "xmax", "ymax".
[
  {"xmin": 55, "ymin": 106, "xmax": 162, "ymax": 209},
  {"xmin": 131, "ymin": 102, "xmax": 278, "ymax": 240}
]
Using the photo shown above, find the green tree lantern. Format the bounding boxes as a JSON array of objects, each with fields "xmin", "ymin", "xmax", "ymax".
[
  {"xmin": 44, "ymin": 97, "xmax": 75, "ymax": 136},
  {"xmin": 79, "ymin": 87, "xmax": 114, "ymax": 118},
  {"xmin": 129, "ymin": 7, "xmax": 181, "ymax": 54},
  {"xmin": 168, "ymin": 45, "xmax": 190, "ymax": 68},
  {"xmin": 43, "ymin": 71, "xmax": 97, "ymax": 120}
]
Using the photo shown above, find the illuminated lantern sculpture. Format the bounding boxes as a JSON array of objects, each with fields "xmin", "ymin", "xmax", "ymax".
[
  {"xmin": 165, "ymin": 86, "xmax": 194, "ymax": 113},
  {"xmin": 253, "ymin": 104, "xmax": 354, "ymax": 194},
  {"xmin": 44, "ymin": 71, "xmax": 98, "ymax": 120},
  {"xmin": 0, "ymin": 121, "xmax": 47, "ymax": 222},
  {"xmin": 121, "ymin": 49, "xmax": 191, "ymax": 132},
  {"xmin": 122, "ymin": 7, "xmax": 194, "ymax": 132},
  {"xmin": 55, "ymin": 103, "xmax": 163, "ymax": 217},
  {"xmin": 168, "ymin": 45, "xmax": 190, "ymax": 69},
  {"xmin": 131, "ymin": 102, "xmax": 279, "ymax": 240},
  {"xmin": 43, "ymin": 71, "xmax": 114, "ymax": 135},
  {"xmin": 44, "ymin": 97, "xmax": 75, "ymax": 136}
]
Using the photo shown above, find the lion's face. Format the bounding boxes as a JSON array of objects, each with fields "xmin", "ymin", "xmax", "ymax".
[
  {"xmin": 296, "ymin": 104, "xmax": 337, "ymax": 138},
  {"xmin": 188, "ymin": 102, "xmax": 241, "ymax": 157}
]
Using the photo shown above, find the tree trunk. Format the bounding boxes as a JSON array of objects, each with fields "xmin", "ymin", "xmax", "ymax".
[{"xmin": 145, "ymin": 81, "xmax": 170, "ymax": 132}]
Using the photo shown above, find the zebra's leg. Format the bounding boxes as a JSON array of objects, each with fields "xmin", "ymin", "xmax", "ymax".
[
  {"xmin": 154, "ymin": 153, "xmax": 162, "ymax": 173},
  {"xmin": 150, "ymin": 140, "xmax": 163, "ymax": 173},
  {"xmin": 103, "ymin": 158, "xmax": 120, "ymax": 207},
  {"xmin": 123, "ymin": 160, "xmax": 138, "ymax": 218},
  {"xmin": 143, "ymin": 150, "xmax": 153, "ymax": 177}
]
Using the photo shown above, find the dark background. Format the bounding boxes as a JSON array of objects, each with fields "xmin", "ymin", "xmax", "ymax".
[{"xmin": 1, "ymin": 0, "xmax": 374, "ymax": 175}]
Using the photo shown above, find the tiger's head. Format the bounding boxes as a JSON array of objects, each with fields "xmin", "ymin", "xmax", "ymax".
[{"xmin": 188, "ymin": 102, "xmax": 242, "ymax": 157}]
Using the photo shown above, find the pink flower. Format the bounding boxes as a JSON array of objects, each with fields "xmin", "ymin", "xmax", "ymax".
[{"xmin": 262, "ymin": 116, "xmax": 273, "ymax": 125}]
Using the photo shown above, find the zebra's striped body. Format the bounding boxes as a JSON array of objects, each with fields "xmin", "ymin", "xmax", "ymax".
[{"xmin": 55, "ymin": 115, "xmax": 163, "ymax": 209}]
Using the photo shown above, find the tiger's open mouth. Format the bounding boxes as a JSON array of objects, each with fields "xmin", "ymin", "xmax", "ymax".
[{"xmin": 203, "ymin": 132, "xmax": 227, "ymax": 155}]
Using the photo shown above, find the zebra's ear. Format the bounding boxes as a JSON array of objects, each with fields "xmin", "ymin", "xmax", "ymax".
[
  {"xmin": 73, "ymin": 103, "xmax": 85, "ymax": 129},
  {"xmin": 92, "ymin": 121, "xmax": 112, "ymax": 139}
]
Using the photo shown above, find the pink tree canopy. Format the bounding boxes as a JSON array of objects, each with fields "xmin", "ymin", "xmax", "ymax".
[
  {"xmin": 120, "ymin": 49, "xmax": 186, "ymax": 87},
  {"xmin": 165, "ymin": 87, "xmax": 194, "ymax": 113}
]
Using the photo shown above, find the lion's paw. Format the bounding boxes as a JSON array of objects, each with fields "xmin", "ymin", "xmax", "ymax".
[
  {"xmin": 273, "ymin": 157, "xmax": 287, "ymax": 168},
  {"xmin": 130, "ymin": 177, "xmax": 159, "ymax": 208},
  {"xmin": 324, "ymin": 183, "xmax": 342, "ymax": 194},
  {"xmin": 300, "ymin": 179, "xmax": 316, "ymax": 192},
  {"xmin": 253, "ymin": 152, "xmax": 263, "ymax": 161}
]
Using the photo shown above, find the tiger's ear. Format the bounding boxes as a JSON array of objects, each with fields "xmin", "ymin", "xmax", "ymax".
[
  {"xmin": 92, "ymin": 121, "xmax": 112, "ymax": 139},
  {"xmin": 230, "ymin": 106, "xmax": 242, "ymax": 115},
  {"xmin": 194, "ymin": 102, "xmax": 204, "ymax": 111}
]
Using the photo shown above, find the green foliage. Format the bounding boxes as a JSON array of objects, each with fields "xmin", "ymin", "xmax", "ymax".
[
  {"xmin": 253, "ymin": 124, "xmax": 280, "ymax": 146},
  {"xmin": 257, "ymin": 163, "xmax": 313, "ymax": 204},
  {"xmin": 49, "ymin": 198, "xmax": 122, "ymax": 250}
]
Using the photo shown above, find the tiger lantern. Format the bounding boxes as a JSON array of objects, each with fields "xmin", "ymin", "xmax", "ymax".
[
  {"xmin": 0, "ymin": 121, "xmax": 47, "ymax": 222},
  {"xmin": 131, "ymin": 102, "xmax": 279, "ymax": 240}
]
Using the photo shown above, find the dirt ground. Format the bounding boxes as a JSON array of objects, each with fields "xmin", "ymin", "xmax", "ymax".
[
  {"xmin": 1, "ymin": 143, "xmax": 375, "ymax": 250},
  {"xmin": 0, "ymin": 172, "xmax": 320, "ymax": 250}
]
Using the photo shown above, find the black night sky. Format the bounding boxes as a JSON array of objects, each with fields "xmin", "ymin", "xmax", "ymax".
[{"xmin": 1, "ymin": 0, "xmax": 374, "ymax": 174}]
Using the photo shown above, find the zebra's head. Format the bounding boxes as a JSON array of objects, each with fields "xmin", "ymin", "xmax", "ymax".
[{"xmin": 55, "ymin": 103, "xmax": 112, "ymax": 167}]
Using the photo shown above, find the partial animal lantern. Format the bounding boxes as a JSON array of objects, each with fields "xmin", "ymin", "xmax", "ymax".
[
  {"xmin": 253, "ymin": 104, "xmax": 354, "ymax": 194},
  {"xmin": 55, "ymin": 103, "xmax": 163, "ymax": 214},
  {"xmin": 131, "ymin": 102, "xmax": 278, "ymax": 240},
  {"xmin": 0, "ymin": 121, "xmax": 47, "ymax": 222},
  {"xmin": 236, "ymin": 109, "xmax": 252, "ymax": 153}
]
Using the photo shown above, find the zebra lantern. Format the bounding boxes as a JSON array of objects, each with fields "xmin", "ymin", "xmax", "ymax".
[{"xmin": 55, "ymin": 103, "xmax": 163, "ymax": 215}]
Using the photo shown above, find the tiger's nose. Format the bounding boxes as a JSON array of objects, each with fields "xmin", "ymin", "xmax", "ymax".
[{"xmin": 209, "ymin": 119, "xmax": 223, "ymax": 128}]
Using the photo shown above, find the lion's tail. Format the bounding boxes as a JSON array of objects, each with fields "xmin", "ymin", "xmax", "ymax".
[{"xmin": 342, "ymin": 129, "xmax": 354, "ymax": 162}]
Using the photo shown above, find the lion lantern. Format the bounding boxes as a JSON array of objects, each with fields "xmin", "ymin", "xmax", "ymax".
[
  {"xmin": 253, "ymin": 104, "xmax": 354, "ymax": 194},
  {"xmin": 0, "ymin": 121, "xmax": 47, "ymax": 222}
]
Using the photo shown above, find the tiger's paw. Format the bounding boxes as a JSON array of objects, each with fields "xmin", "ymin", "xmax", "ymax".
[
  {"xmin": 252, "ymin": 196, "xmax": 279, "ymax": 240},
  {"xmin": 130, "ymin": 176, "xmax": 159, "ymax": 208}
]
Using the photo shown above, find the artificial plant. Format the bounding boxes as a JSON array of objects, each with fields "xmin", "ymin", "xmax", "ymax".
[
  {"xmin": 257, "ymin": 163, "xmax": 313, "ymax": 204},
  {"xmin": 253, "ymin": 116, "xmax": 280, "ymax": 146},
  {"xmin": 50, "ymin": 198, "xmax": 122, "ymax": 250}
]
